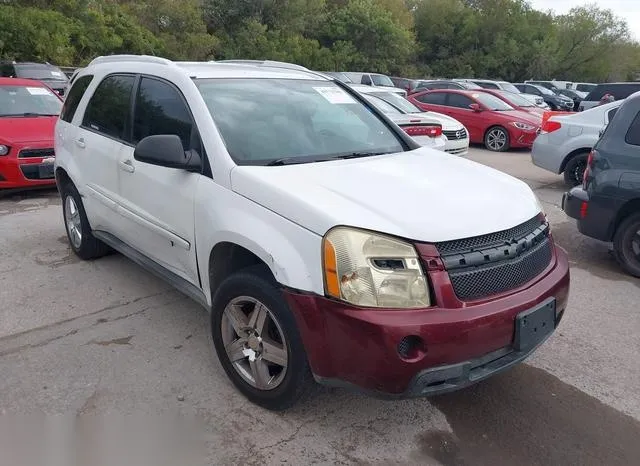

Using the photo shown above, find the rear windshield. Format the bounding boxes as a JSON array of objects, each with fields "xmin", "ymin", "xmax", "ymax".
[
  {"xmin": 196, "ymin": 78, "xmax": 404, "ymax": 165},
  {"xmin": 586, "ymin": 84, "xmax": 640, "ymax": 101},
  {"xmin": 362, "ymin": 94, "xmax": 402, "ymax": 115},
  {"xmin": 0, "ymin": 85, "xmax": 62, "ymax": 116},
  {"xmin": 495, "ymin": 90, "xmax": 534, "ymax": 107},
  {"xmin": 374, "ymin": 92, "xmax": 422, "ymax": 113},
  {"xmin": 498, "ymin": 82, "xmax": 521, "ymax": 94},
  {"xmin": 371, "ymin": 74, "xmax": 394, "ymax": 87},
  {"xmin": 14, "ymin": 64, "xmax": 68, "ymax": 81}
]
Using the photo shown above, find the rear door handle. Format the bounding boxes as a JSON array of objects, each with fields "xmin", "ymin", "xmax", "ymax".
[
  {"xmin": 75, "ymin": 138, "xmax": 85, "ymax": 149},
  {"xmin": 119, "ymin": 159, "xmax": 135, "ymax": 173}
]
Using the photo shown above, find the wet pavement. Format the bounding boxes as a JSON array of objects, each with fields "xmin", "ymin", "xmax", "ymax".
[{"xmin": 0, "ymin": 149, "xmax": 638, "ymax": 465}]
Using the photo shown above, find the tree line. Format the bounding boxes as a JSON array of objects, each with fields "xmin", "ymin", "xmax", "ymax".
[{"xmin": 1, "ymin": 0, "xmax": 638, "ymax": 82}]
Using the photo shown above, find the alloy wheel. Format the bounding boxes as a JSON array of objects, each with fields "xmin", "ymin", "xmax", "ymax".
[
  {"xmin": 487, "ymin": 128, "xmax": 507, "ymax": 151},
  {"xmin": 64, "ymin": 195, "xmax": 82, "ymax": 249},
  {"xmin": 221, "ymin": 296, "xmax": 289, "ymax": 390}
]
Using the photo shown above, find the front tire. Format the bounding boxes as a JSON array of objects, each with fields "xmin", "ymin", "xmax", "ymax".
[
  {"xmin": 563, "ymin": 153, "xmax": 588, "ymax": 186},
  {"xmin": 211, "ymin": 266, "xmax": 312, "ymax": 410},
  {"xmin": 613, "ymin": 213, "xmax": 640, "ymax": 278},
  {"xmin": 60, "ymin": 182, "xmax": 110, "ymax": 260},
  {"xmin": 484, "ymin": 126, "xmax": 510, "ymax": 152}
]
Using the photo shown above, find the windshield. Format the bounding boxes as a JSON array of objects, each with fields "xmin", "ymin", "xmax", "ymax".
[
  {"xmin": 14, "ymin": 65, "xmax": 68, "ymax": 81},
  {"xmin": 374, "ymin": 92, "xmax": 421, "ymax": 113},
  {"xmin": 0, "ymin": 85, "xmax": 62, "ymax": 116},
  {"xmin": 371, "ymin": 74, "xmax": 394, "ymax": 87},
  {"xmin": 499, "ymin": 82, "xmax": 521, "ymax": 94},
  {"xmin": 495, "ymin": 90, "xmax": 534, "ymax": 107},
  {"xmin": 196, "ymin": 78, "xmax": 404, "ymax": 165},
  {"xmin": 472, "ymin": 92, "xmax": 515, "ymax": 111}
]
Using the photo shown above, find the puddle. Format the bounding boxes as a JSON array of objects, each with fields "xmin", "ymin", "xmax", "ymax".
[{"xmin": 421, "ymin": 364, "xmax": 640, "ymax": 466}]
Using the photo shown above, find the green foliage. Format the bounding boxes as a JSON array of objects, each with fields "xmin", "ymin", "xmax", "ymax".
[{"xmin": 1, "ymin": 0, "xmax": 639, "ymax": 81}]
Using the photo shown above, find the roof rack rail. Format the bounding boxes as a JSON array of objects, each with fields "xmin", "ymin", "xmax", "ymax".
[
  {"xmin": 88, "ymin": 55, "xmax": 174, "ymax": 67},
  {"xmin": 215, "ymin": 59, "xmax": 310, "ymax": 72}
]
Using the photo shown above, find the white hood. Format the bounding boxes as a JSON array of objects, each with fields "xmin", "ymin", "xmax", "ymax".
[{"xmin": 231, "ymin": 148, "xmax": 541, "ymax": 242}]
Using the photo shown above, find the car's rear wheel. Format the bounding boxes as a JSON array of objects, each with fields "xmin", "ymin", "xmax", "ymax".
[
  {"xmin": 613, "ymin": 212, "xmax": 640, "ymax": 277},
  {"xmin": 60, "ymin": 182, "xmax": 110, "ymax": 260},
  {"xmin": 563, "ymin": 153, "xmax": 589, "ymax": 186},
  {"xmin": 484, "ymin": 126, "xmax": 510, "ymax": 152},
  {"xmin": 211, "ymin": 266, "xmax": 312, "ymax": 410}
]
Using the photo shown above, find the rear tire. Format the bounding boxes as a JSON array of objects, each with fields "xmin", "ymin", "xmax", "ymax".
[
  {"xmin": 211, "ymin": 266, "xmax": 313, "ymax": 410},
  {"xmin": 484, "ymin": 126, "xmax": 510, "ymax": 152},
  {"xmin": 563, "ymin": 153, "xmax": 588, "ymax": 186},
  {"xmin": 613, "ymin": 213, "xmax": 640, "ymax": 278},
  {"xmin": 60, "ymin": 182, "xmax": 111, "ymax": 260}
]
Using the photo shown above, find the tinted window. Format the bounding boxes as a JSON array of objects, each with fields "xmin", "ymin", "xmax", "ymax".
[
  {"xmin": 606, "ymin": 107, "xmax": 619, "ymax": 122},
  {"xmin": 371, "ymin": 74, "xmax": 394, "ymax": 87},
  {"xmin": 61, "ymin": 75, "xmax": 93, "ymax": 123},
  {"xmin": 14, "ymin": 64, "xmax": 67, "ymax": 81},
  {"xmin": 625, "ymin": 111, "xmax": 640, "ymax": 146},
  {"xmin": 361, "ymin": 75, "xmax": 372, "ymax": 85},
  {"xmin": 415, "ymin": 92, "xmax": 447, "ymax": 105},
  {"xmin": 586, "ymin": 84, "xmax": 640, "ymax": 101},
  {"xmin": 133, "ymin": 77, "xmax": 193, "ymax": 148},
  {"xmin": 376, "ymin": 92, "xmax": 421, "ymax": 112},
  {"xmin": 525, "ymin": 85, "xmax": 541, "ymax": 95},
  {"xmin": 196, "ymin": 78, "xmax": 404, "ymax": 165},
  {"xmin": 499, "ymin": 82, "xmax": 521, "ymax": 94},
  {"xmin": 577, "ymin": 84, "xmax": 596, "ymax": 92},
  {"xmin": 475, "ymin": 81, "xmax": 499, "ymax": 90},
  {"xmin": 82, "ymin": 75, "xmax": 135, "ymax": 140},
  {"xmin": 363, "ymin": 95, "xmax": 402, "ymax": 115},
  {"xmin": 472, "ymin": 92, "xmax": 514, "ymax": 111},
  {"xmin": 447, "ymin": 93, "xmax": 474, "ymax": 109},
  {"xmin": 0, "ymin": 64, "xmax": 14, "ymax": 77}
]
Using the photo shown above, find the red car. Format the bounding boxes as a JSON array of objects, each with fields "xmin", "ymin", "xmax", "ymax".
[
  {"xmin": 474, "ymin": 88, "xmax": 547, "ymax": 118},
  {"xmin": 408, "ymin": 89, "xmax": 542, "ymax": 152},
  {"xmin": 0, "ymin": 77, "xmax": 62, "ymax": 190}
]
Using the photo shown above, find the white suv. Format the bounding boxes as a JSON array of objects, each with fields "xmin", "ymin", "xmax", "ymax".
[{"xmin": 55, "ymin": 55, "xmax": 570, "ymax": 411}]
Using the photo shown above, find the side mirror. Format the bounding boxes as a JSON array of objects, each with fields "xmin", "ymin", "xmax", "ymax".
[
  {"xmin": 469, "ymin": 103, "xmax": 482, "ymax": 112},
  {"xmin": 134, "ymin": 134, "xmax": 201, "ymax": 172}
]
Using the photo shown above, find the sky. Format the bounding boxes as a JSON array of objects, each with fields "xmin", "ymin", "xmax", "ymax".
[{"xmin": 529, "ymin": 0, "xmax": 640, "ymax": 40}]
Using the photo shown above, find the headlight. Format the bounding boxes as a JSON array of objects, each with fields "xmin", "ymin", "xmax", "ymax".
[
  {"xmin": 0, "ymin": 145, "xmax": 9, "ymax": 156},
  {"xmin": 512, "ymin": 122, "xmax": 536, "ymax": 131},
  {"xmin": 323, "ymin": 227, "xmax": 431, "ymax": 309}
]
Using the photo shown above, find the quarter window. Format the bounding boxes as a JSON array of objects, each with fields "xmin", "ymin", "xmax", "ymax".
[
  {"xmin": 625, "ymin": 111, "xmax": 640, "ymax": 146},
  {"xmin": 133, "ymin": 77, "xmax": 194, "ymax": 149},
  {"xmin": 61, "ymin": 75, "xmax": 93, "ymax": 123},
  {"xmin": 82, "ymin": 75, "xmax": 135, "ymax": 141}
]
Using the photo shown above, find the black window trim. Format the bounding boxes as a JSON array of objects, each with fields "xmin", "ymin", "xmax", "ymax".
[
  {"xmin": 60, "ymin": 74, "xmax": 94, "ymax": 123},
  {"xmin": 133, "ymin": 73, "xmax": 211, "ymax": 178},
  {"xmin": 80, "ymin": 72, "xmax": 138, "ymax": 147}
]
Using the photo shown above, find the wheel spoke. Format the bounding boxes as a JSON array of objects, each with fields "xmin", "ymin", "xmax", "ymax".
[
  {"xmin": 225, "ymin": 338, "xmax": 247, "ymax": 362},
  {"xmin": 248, "ymin": 303, "xmax": 268, "ymax": 335},
  {"xmin": 72, "ymin": 228, "xmax": 81, "ymax": 245},
  {"xmin": 261, "ymin": 339, "xmax": 287, "ymax": 367},
  {"xmin": 225, "ymin": 304, "xmax": 248, "ymax": 336},
  {"xmin": 250, "ymin": 359, "xmax": 271, "ymax": 389}
]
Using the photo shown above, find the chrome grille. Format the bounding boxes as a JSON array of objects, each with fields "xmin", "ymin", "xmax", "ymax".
[{"xmin": 442, "ymin": 128, "xmax": 467, "ymax": 140}]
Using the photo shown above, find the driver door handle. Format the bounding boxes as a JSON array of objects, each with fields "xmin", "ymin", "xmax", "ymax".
[
  {"xmin": 119, "ymin": 159, "xmax": 135, "ymax": 173},
  {"xmin": 75, "ymin": 138, "xmax": 85, "ymax": 149}
]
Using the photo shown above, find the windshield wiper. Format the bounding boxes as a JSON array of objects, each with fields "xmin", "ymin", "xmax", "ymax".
[
  {"xmin": 265, "ymin": 151, "xmax": 389, "ymax": 166},
  {"xmin": 326, "ymin": 151, "xmax": 390, "ymax": 160},
  {"xmin": 0, "ymin": 112, "xmax": 56, "ymax": 118}
]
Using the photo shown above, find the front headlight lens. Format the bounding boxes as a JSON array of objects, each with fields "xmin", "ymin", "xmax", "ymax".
[
  {"xmin": 512, "ymin": 122, "xmax": 536, "ymax": 131},
  {"xmin": 0, "ymin": 145, "xmax": 9, "ymax": 156},
  {"xmin": 323, "ymin": 227, "xmax": 431, "ymax": 309}
]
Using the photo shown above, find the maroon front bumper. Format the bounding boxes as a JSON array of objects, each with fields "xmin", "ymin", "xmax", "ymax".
[{"xmin": 284, "ymin": 245, "xmax": 570, "ymax": 396}]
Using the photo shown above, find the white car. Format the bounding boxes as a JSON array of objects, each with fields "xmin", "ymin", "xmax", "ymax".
[
  {"xmin": 351, "ymin": 85, "xmax": 469, "ymax": 155},
  {"xmin": 54, "ymin": 56, "xmax": 570, "ymax": 411},
  {"xmin": 531, "ymin": 100, "xmax": 623, "ymax": 185}
]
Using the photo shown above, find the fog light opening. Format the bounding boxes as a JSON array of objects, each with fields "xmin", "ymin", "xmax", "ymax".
[{"xmin": 397, "ymin": 335, "xmax": 426, "ymax": 360}]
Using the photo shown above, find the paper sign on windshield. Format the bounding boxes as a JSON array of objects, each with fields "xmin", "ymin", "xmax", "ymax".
[
  {"xmin": 26, "ymin": 87, "xmax": 52, "ymax": 96},
  {"xmin": 50, "ymin": 71, "xmax": 64, "ymax": 78},
  {"xmin": 314, "ymin": 87, "xmax": 357, "ymax": 104}
]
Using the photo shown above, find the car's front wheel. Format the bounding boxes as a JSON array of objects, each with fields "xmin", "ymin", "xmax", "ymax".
[
  {"xmin": 211, "ymin": 266, "xmax": 312, "ymax": 410},
  {"xmin": 613, "ymin": 213, "xmax": 640, "ymax": 277},
  {"xmin": 60, "ymin": 182, "xmax": 111, "ymax": 260},
  {"xmin": 484, "ymin": 126, "xmax": 510, "ymax": 152}
]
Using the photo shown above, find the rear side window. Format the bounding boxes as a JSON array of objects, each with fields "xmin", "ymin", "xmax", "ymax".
[
  {"xmin": 587, "ymin": 84, "xmax": 640, "ymax": 101},
  {"xmin": 361, "ymin": 75, "xmax": 372, "ymax": 85},
  {"xmin": 606, "ymin": 107, "xmax": 619, "ymax": 123},
  {"xmin": 82, "ymin": 74, "xmax": 135, "ymax": 141},
  {"xmin": 133, "ymin": 77, "xmax": 194, "ymax": 148},
  {"xmin": 625, "ymin": 112, "xmax": 640, "ymax": 146},
  {"xmin": 60, "ymin": 75, "xmax": 93, "ymax": 123},
  {"xmin": 476, "ymin": 81, "xmax": 499, "ymax": 90}
]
